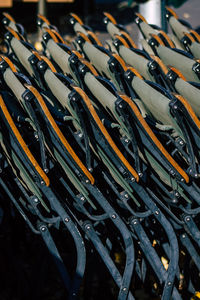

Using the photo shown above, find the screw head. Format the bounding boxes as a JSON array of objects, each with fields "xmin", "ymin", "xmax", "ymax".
[
  {"xmin": 33, "ymin": 197, "xmax": 39, "ymax": 203},
  {"xmin": 40, "ymin": 226, "xmax": 46, "ymax": 232}
]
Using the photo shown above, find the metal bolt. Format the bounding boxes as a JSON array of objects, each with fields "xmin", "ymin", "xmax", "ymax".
[
  {"xmin": 125, "ymin": 139, "xmax": 129, "ymax": 143},
  {"xmin": 88, "ymin": 168, "xmax": 93, "ymax": 172},
  {"xmin": 65, "ymin": 217, "xmax": 69, "ymax": 222},
  {"xmin": 155, "ymin": 210, "xmax": 159, "ymax": 215},
  {"xmin": 138, "ymin": 172, "xmax": 143, "ymax": 177},
  {"xmin": 182, "ymin": 234, "xmax": 186, "ymax": 238},
  {"xmin": 179, "ymin": 140, "xmax": 184, "ymax": 145},
  {"xmin": 170, "ymin": 170, "xmax": 175, "ymax": 176},
  {"xmin": 186, "ymin": 216, "xmax": 190, "ymax": 222},
  {"xmin": 119, "ymin": 104, "xmax": 123, "ymax": 108},
  {"xmin": 33, "ymin": 197, "xmax": 39, "ymax": 203},
  {"xmin": 44, "ymin": 168, "xmax": 49, "ymax": 173},
  {"xmin": 167, "ymin": 281, "xmax": 172, "ymax": 286},
  {"xmin": 80, "ymin": 196, "xmax": 85, "ymax": 201},
  {"xmin": 122, "ymin": 287, "xmax": 127, "ymax": 292},
  {"xmin": 124, "ymin": 194, "xmax": 129, "ymax": 199},
  {"xmin": 194, "ymin": 173, "xmax": 198, "ymax": 178},
  {"xmin": 111, "ymin": 62, "xmax": 115, "ymax": 66},
  {"xmin": 168, "ymin": 75, "xmax": 173, "ymax": 80},
  {"xmin": 181, "ymin": 178, "xmax": 184, "ymax": 182},
  {"xmin": 71, "ymin": 59, "xmax": 75, "ymax": 63},
  {"xmin": 131, "ymin": 177, "xmax": 135, "ymax": 182},
  {"xmin": 25, "ymin": 95, "xmax": 30, "ymax": 101},
  {"xmin": 85, "ymin": 179, "xmax": 90, "ymax": 184},
  {"xmin": 40, "ymin": 226, "xmax": 46, "ymax": 232},
  {"xmin": 173, "ymin": 105, "xmax": 178, "ymax": 109},
  {"xmin": 86, "ymin": 224, "xmax": 91, "ymax": 230},
  {"xmin": 133, "ymin": 220, "xmax": 137, "ymax": 225},
  {"xmin": 40, "ymin": 180, "xmax": 45, "ymax": 185},
  {"xmin": 175, "ymin": 192, "xmax": 179, "ymax": 197},
  {"xmin": 112, "ymin": 214, "xmax": 116, "ymax": 219}
]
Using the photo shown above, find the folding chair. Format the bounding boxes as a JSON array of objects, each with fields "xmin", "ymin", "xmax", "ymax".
[
  {"xmin": 0, "ymin": 55, "xmax": 136, "ymax": 300},
  {"xmin": 0, "ymin": 86, "xmax": 86, "ymax": 299}
]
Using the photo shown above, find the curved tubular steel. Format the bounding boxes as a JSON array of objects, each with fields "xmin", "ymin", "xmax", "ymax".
[
  {"xmin": 85, "ymin": 184, "xmax": 135, "ymax": 300},
  {"xmin": 179, "ymin": 233, "xmax": 200, "ymax": 272},
  {"xmin": 183, "ymin": 215, "xmax": 200, "ymax": 248},
  {"xmin": 82, "ymin": 221, "xmax": 135, "ymax": 300},
  {"xmin": 130, "ymin": 183, "xmax": 179, "ymax": 300},
  {"xmin": 0, "ymin": 177, "xmax": 40, "ymax": 235},
  {"xmin": 129, "ymin": 218, "xmax": 182, "ymax": 300},
  {"xmin": 38, "ymin": 223, "xmax": 71, "ymax": 292}
]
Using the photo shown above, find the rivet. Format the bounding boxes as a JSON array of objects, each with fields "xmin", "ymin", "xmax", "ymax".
[
  {"xmin": 40, "ymin": 180, "xmax": 45, "ymax": 185},
  {"xmin": 65, "ymin": 217, "xmax": 69, "ymax": 222},
  {"xmin": 41, "ymin": 226, "xmax": 46, "ymax": 231},
  {"xmin": 122, "ymin": 287, "xmax": 127, "ymax": 292},
  {"xmin": 33, "ymin": 197, "xmax": 39, "ymax": 203},
  {"xmin": 86, "ymin": 224, "xmax": 91, "ymax": 230},
  {"xmin": 182, "ymin": 234, "xmax": 186, "ymax": 238},
  {"xmin": 155, "ymin": 210, "xmax": 159, "ymax": 215},
  {"xmin": 167, "ymin": 281, "xmax": 172, "ymax": 286},
  {"xmin": 124, "ymin": 194, "xmax": 129, "ymax": 199},
  {"xmin": 186, "ymin": 216, "xmax": 190, "ymax": 222},
  {"xmin": 131, "ymin": 177, "xmax": 135, "ymax": 182},
  {"xmin": 80, "ymin": 196, "xmax": 85, "ymax": 201},
  {"xmin": 173, "ymin": 105, "xmax": 177, "ymax": 109},
  {"xmin": 85, "ymin": 179, "xmax": 90, "ymax": 183},
  {"xmin": 112, "ymin": 214, "xmax": 116, "ymax": 219}
]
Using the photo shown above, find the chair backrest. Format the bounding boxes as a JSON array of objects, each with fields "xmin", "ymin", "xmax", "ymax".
[{"xmin": 156, "ymin": 45, "xmax": 200, "ymax": 82}]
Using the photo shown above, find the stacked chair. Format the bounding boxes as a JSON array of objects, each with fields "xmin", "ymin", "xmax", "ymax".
[{"xmin": 0, "ymin": 7, "xmax": 200, "ymax": 300}]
